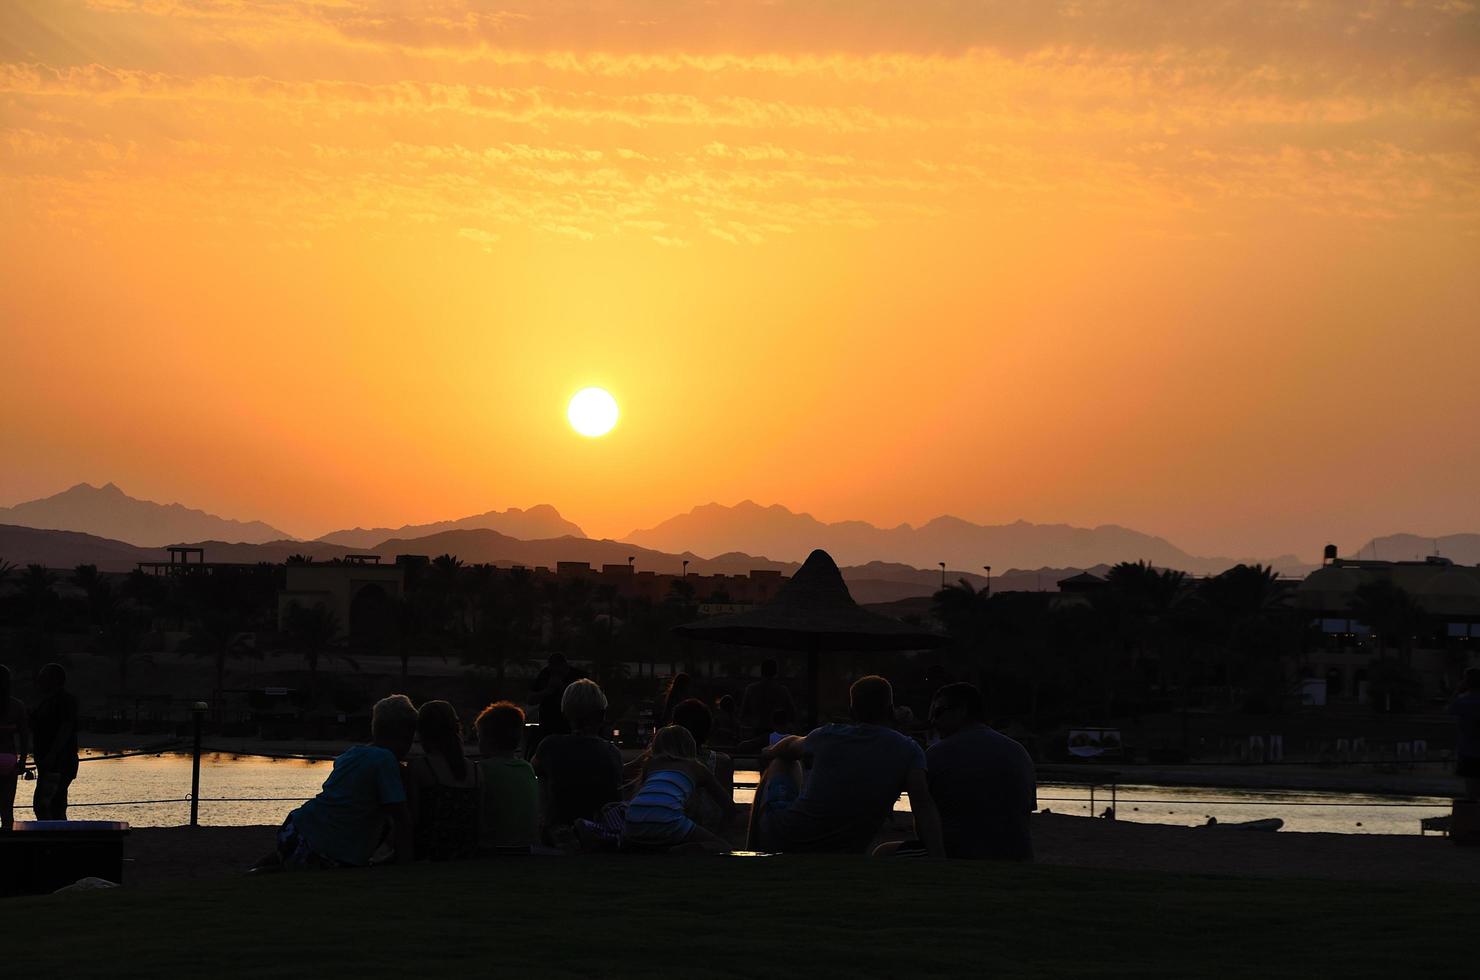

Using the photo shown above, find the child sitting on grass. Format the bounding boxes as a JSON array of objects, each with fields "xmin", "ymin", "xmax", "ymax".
[
  {"xmin": 621, "ymin": 725, "xmax": 734, "ymax": 852},
  {"xmin": 475, "ymin": 701, "xmax": 539, "ymax": 852},
  {"xmin": 257, "ymin": 694, "xmax": 417, "ymax": 870}
]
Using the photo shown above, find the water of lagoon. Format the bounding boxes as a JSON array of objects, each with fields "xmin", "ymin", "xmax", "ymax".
[{"xmin": 9, "ymin": 752, "xmax": 1449, "ymax": 836}]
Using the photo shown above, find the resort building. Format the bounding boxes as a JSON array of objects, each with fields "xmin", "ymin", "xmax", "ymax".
[{"xmin": 1297, "ymin": 557, "xmax": 1480, "ymax": 705}]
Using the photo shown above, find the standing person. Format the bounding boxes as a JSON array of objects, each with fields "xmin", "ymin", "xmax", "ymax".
[
  {"xmin": 913, "ymin": 682, "xmax": 1036, "ymax": 860},
  {"xmin": 257, "ymin": 694, "xmax": 417, "ymax": 870},
  {"xmin": 748, "ymin": 675, "xmax": 943, "ymax": 857},
  {"xmin": 740, "ymin": 658, "xmax": 795, "ymax": 739},
  {"xmin": 710, "ymin": 695, "xmax": 741, "ymax": 747},
  {"xmin": 622, "ymin": 725, "xmax": 734, "ymax": 852},
  {"xmin": 1452, "ymin": 668, "xmax": 1480, "ymax": 801},
  {"xmin": 409, "ymin": 700, "xmax": 481, "ymax": 861},
  {"xmin": 526, "ymin": 653, "xmax": 577, "ymax": 759},
  {"xmin": 659, "ymin": 672, "xmax": 692, "ymax": 727},
  {"xmin": 474, "ymin": 701, "xmax": 539, "ymax": 851},
  {"xmin": 1, "ymin": 665, "xmax": 32, "ymax": 831},
  {"xmin": 531, "ymin": 678, "xmax": 623, "ymax": 843},
  {"xmin": 30, "ymin": 663, "xmax": 78, "ymax": 821}
]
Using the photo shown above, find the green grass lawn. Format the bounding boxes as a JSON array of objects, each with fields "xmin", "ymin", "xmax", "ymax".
[{"xmin": 11, "ymin": 858, "xmax": 1473, "ymax": 978}]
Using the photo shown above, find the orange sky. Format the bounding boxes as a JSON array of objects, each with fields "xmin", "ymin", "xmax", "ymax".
[{"xmin": 2, "ymin": 1, "xmax": 1477, "ymax": 559}]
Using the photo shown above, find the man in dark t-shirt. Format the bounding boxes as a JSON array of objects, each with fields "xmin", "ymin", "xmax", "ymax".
[
  {"xmin": 750, "ymin": 675, "xmax": 943, "ymax": 856},
  {"xmin": 31, "ymin": 663, "xmax": 80, "ymax": 820},
  {"xmin": 925, "ymin": 682, "xmax": 1036, "ymax": 860},
  {"xmin": 530, "ymin": 678, "xmax": 621, "ymax": 840}
]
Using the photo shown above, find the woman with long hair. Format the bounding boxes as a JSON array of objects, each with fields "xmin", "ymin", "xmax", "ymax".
[
  {"xmin": 621, "ymin": 725, "xmax": 734, "ymax": 852},
  {"xmin": 409, "ymin": 700, "xmax": 480, "ymax": 860}
]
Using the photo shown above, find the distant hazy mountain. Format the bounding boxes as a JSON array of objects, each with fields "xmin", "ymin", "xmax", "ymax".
[
  {"xmin": 317, "ymin": 504, "xmax": 584, "ymax": 549},
  {"xmin": 1348, "ymin": 533, "xmax": 1480, "ymax": 565},
  {"xmin": 625, "ymin": 501, "xmax": 1311, "ymax": 576},
  {"xmin": 0, "ymin": 483, "xmax": 291, "ymax": 547}
]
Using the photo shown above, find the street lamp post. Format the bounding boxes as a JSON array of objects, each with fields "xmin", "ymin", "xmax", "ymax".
[
  {"xmin": 938, "ymin": 562, "xmax": 946, "ymax": 590},
  {"xmin": 984, "ymin": 566, "xmax": 991, "ymax": 597},
  {"xmin": 682, "ymin": 559, "xmax": 689, "ymax": 578}
]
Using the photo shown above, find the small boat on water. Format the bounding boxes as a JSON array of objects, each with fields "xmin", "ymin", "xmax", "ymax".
[{"xmin": 1201, "ymin": 817, "xmax": 1283, "ymax": 832}]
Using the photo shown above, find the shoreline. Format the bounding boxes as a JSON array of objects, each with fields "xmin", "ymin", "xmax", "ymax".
[{"xmin": 79, "ymin": 734, "xmax": 1466, "ymax": 799}]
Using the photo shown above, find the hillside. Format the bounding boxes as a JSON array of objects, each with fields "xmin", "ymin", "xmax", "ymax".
[
  {"xmin": 317, "ymin": 504, "xmax": 584, "ymax": 549},
  {"xmin": 625, "ymin": 501, "xmax": 1312, "ymax": 576},
  {"xmin": 0, "ymin": 483, "xmax": 290, "ymax": 547}
]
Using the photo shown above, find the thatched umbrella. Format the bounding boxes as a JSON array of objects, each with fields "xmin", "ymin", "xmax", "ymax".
[{"xmin": 674, "ymin": 549, "xmax": 949, "ymax": 726}]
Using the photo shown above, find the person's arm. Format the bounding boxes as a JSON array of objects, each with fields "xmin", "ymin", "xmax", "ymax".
[
  {"xmin": 904, "ymin": 768, "xmax": 945, "ymax": 859},
  {"xmin": 761, "ymin": 733, "xmax": 807, "ymax": 763},
  {"xmin": 695, "ymin": 763, "xmax": 734, "ymax": 814},
  {"xmin": 383, "ymin": 801, "xmax": 414, "ymax": 863}
]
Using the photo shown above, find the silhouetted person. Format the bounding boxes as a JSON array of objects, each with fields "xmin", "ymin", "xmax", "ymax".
[
  {"xmin": 30, "ymin": 663, "xmax": 78, "ymax": 821},
  {"xmin": 409, "ymin": 700, "xmax": 480, "ymax": 861},
  {"xmin": 622, "ymin": 725, "xmax": 733, "ymax": 852},
  {"xmin": 710, "ymin": 695, "xmax": 740, "ymax": 746},
  {"xmin": 671, "ymin": 697, "xmax": 735, "ymax": 836},
  {"xmin": 924, "ymin": 682, "xmax": 1037, "ymax": 859},
  {"xmin": 1, "ymin": 665, "xmax": 32, "ymax": 831},
  {"xmin": 1453, "ymin": 668, "xmax": 1480, "ymax": 801},
  {"xmin": 527, "ymin": 653, "xmax": 580, "ymax": 758},
  {"xmin": 474, "ymin": 701, "xmax": 539, "ymax": 851},
  {"xmin": 749, "ymin": 675, "xmax": 943, "ymax": 856},
  {"xmin": 258, "ymin": 694, "xmax": 417, "ymax": 869},
  {"xmin": 659, "ymin": 671, "xmax": 692, "ymax": 727},
  {"xmin": 740, "ymin": 658, "xmax": 795, "ymax": 739},
  {"xmin": 531, "ymin": 679, "xmax": 622, "ymax": 844}
]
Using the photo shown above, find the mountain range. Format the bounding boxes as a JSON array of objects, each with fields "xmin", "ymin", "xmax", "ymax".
[
  {"xmin": 0, "ymin": 482, "xmax": 290, "ymax": 547},
  {"xmin": 624, "ymin": 500, "xmax": 1313, "ymax": 576},
  {"xmin": 7, "ymin": 482, "xmax": 1473, "ymax": 587},
  {"xmin": 0, "ymin": 524, "xmax": 1007, "ymax": 604},
  {"xmin": 315, "ymin": 505, "xmax": 585, "ymax": 549}
]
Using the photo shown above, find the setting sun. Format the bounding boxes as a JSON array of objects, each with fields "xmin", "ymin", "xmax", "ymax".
[{"xmin": 567, "ymin": 387, "xmax": 619, "ymax": 438}]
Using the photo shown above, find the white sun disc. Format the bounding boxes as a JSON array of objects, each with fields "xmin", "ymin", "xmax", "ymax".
[{"xmin": 568, "ymin": 387, "xmax": 619, "ymax": 437}]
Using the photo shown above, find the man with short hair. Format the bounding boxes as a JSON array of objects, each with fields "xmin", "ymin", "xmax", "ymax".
[
  {"xmin": 925, "ymin": 682, "xmax": 1036, "ymax": 860},
  {"xmin": 749, "ymin": 675, "xmax": 943, "ymax": 856},
  {"xmin": 740, "ymin": 658, "xmax": 795, "ymax": 739},
  {"xmin": 531, "ymin": 678, "xmax": 623, "ymax": 838}
]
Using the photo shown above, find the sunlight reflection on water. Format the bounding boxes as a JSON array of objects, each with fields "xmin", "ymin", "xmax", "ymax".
[{"xmin": 24, "ymin": 754, "xmax": 1450, "ymax": 834}]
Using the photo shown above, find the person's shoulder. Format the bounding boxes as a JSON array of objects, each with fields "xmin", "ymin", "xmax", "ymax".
[{"xmin": 353, "ymin": 744, "xmax": 399, "ymax": 767}]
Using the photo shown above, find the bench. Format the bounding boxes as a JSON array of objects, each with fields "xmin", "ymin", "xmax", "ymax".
[{"xmin": 0, "ymin": 821, "xmax": 130, "ymax": 896}]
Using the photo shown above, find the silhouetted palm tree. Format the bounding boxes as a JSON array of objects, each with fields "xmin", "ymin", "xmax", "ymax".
[
  {"xmin": 281, "ymin": 601, "xmax": 345, "ymax": 707},
  {"xmin": 1349, "ymin": 578, "xmax": 1424, "ymax": 665},
  {"xmin": 91, "ymin": 603, "xmax": 151, "ymax": 693},
  {"xmin": 184, "ymin": 609, "xmax": 254, "ymax": 721}
]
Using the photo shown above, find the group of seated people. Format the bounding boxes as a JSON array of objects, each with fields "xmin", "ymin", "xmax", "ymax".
[{"xmin": 256, "ymin": 671, "xmax": 1036, "ymax": 869}]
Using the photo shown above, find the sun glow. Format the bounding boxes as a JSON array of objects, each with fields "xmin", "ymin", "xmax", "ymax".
[{"xmin": 567, "ymin": 387, "xmax": 619, "ymax": 438}]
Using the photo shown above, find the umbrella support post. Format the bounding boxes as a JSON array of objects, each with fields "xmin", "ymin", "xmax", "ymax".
[{"xmin": 807, "ymin": 646, "xmax": 821, "ymax": 729}]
